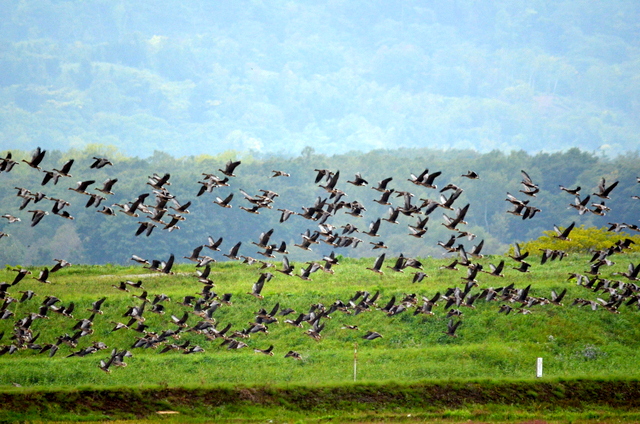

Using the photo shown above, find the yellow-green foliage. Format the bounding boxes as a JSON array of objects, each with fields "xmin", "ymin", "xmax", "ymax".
[{"xmin": 516, "ymin": 226, "xmax": 640, "ymax": 254}]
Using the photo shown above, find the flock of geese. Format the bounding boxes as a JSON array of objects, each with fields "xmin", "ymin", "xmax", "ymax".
[{"xmin": 0, "ymin": 147, "xmax": 638, "ymax": 376}]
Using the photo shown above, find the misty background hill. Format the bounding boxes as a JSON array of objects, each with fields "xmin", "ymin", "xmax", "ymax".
[{"xmin": 1, "ymin": 0, "xmax": 639, "ymax": 158}]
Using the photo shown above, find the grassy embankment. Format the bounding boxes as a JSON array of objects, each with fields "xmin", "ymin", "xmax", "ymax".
[{"xmin": 1, "ymin": 252, "xmax": 640, "ymax": 421}]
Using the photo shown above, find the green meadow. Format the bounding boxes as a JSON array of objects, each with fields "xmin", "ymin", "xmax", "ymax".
[{"xmin": 1, "ymin": 252, "xmax": 640, "ymax": 421}]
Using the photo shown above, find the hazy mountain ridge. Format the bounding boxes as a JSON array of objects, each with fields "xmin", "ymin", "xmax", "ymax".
[{"xmin": 0, "ymin": 0, "xmax": 638, "ymax": 157}]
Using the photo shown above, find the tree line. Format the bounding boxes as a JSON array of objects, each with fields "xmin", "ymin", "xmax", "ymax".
[{"xmin": 0, "ymin": 145, "xmax": 637, "ymax": 266}]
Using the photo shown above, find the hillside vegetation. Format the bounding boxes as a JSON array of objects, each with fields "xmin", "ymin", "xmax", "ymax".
[
  {"xmin": 0, "ymin": 146, "xmax": 638, "ymax": 267},
  {"xmin": 1, "ymin": 0, "xmax": 639, "ymax": 157}
]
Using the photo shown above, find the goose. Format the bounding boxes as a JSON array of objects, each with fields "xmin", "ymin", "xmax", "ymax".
[
  {"xmin": 85, "ymin": 193, "xmax": 106, "ymax": 208},
  {"xmin": 408, "ymin": 226, "xmax": 427, "ymax": 238},
  {"xmin": 461, "ymin": 170, "xmax": 479, "ymax": 179},
  {"xmin": 419, "ymin": 170, "xmax": 442, "ymax": 189},
  {"xmin": 442, "ymin": 204, "xmax": 469, "ymax": 230},
  {"xmin": 408, "ymin": 168, "xmax": 429, "ymax": 185},
  {"xmin": 22, "ymin": 147, "xmax": 46, "ymax": 170},
  {"xmin": 483, "ymin": 260, "xmax": 505, "ymax": 277},
  {"xmin": 223, "ymin": 242, "xmax": 242, "ymax": 260},
  {"xmin": 560, "ymin": 185, "xmax": 581, "ymax": 195},
  {"xmin": 146, "ymin": 173, "xmax": 171, "ymax": 190},
  {"xmin": 362, "ymin": 331, "xmax": 383, "ymax": 340},
  {"xmin": 437, "ymin": 234, "xmax": 458, "ymax": 253},
  {"xmin": 32, "ymin": 268, "xmax": 51, "ymax": 284},
  {"xmin": 298, "ymin": 262, "xmax": 321, "ymax": 281},
  {"xmin": 252, "ymin": 228, "xmax": 274, "ymax": 249},
  {"xmin": 1, "ymin": 214, "xmax": 20, "ymax": 223},
  {"xmin": 374, "ymin": 189, "xmax": 395, "ymax": 205},
  {"xmin": 214, "ymin": 193, "xmax": 234, "ymax": 208},
  {"xmin": 553, "ymin": 222, "xmax": 575, "ymax": 241},
  {"xmin": 219, "ymin": 160, "xmax": 241, "ymax": 177},
  {"xmin": 569, "ymin": 195, "xmax": 591, "ymax": 215},
  {"xmin": 370, "ymin": 241, "xmax": 388, "ymax": 249},
  {"xmin": 590, "ymin": 201, "xmax": 610, "ymax": 216},
  {"xmin": 386, "ymin": 254, "xmax": 406, "ymax": 272},
  {"xmin": 50, "ymin": 258, "xmax": 71, "ymax": 273},
  {"xmin": 512, "ymin": 261, "xmax": 532, "ymax": 273},
  {"xmin": 347, "ymin": 172, "xmax": 368, "ymax": 186},
  {"xmin": 28, "ymin": 209, "xmax": 48, "ymax": 227},
  {"xmin": 366, "ymin": 253, "xmax": 385, "ymax": 274},
  {"xmin": 95, "ymin": 178, "xmax": 118, "ymax": 195},
  {"xmin": 550, "ymin": 289, "xmax": 567, "ymax": 306},
  {"xmin": 592, "ymin": 178, "xmax": 619, "ymax": 199},
  {"xmin": 90, "ymin": 157, "xmax": 113, "ymax": 169},
  {"xmin": 284, "ymin": 350, "xmax": 302, "ymax": 360},
  {"xmin": 0, "ymin": 152, "xmax": 18, "ymax": 172},
  {"xmin": 412, "ymin": 272, "xmax": 428, "ymax": 283},
  {"xmin": 271, "ymin": 170, "xmax": 290, "ymax": 177},
  {"xmin": 115, "ymin": 193, "xmax": 149, "ymax": 217},
  {"xmin": 135, "ymin": 221, "xmax": 156, "ymax": 237},
  {"xmin": 68, "ymin": 180, "xmax": 95, "ymax": 194},
  {"xmin": 319, "ymin": 170, "xmax": 340, "ymax": 193},
  {"xmin": 304, "ymin": 320, "xmax": 325, "ymax": 340},
  {"xmin": 277, "ymin": 208, "xmax": 296, "ymax": 223},
  {"xmin": 276, "ymin": 256, "xmax": 295, "ymax": 276},
  {"xmin": 363, "ymin": 218, "xmax": 381, "ymax": 237},
  {"xmin": 196, "ymin": 265, "xmax": 214, "ymax": 285},
  {"xmin": 509, "ymin": 243, "xmax": 529, "ymax": 262},
  {"xmin": 444, "ymin": 319, "xmax": 462, "ymax": 337},
  {"xmin": 469, "ymin": 240, "xmax": 484, "ymax": 259},
  {"xmin": 254, "ymin": 345, "xmax": 275, "ymax": 355},
  {"xmin": 18, "ymin": 290, "xmax": 36, "ymax": 302},
  {"xmin": 248, "ymin": 272, "xmax": 272, "ymax": 299},
  {"xmin": 205, "ymin": 236, "xmax": 223, "ymax": 251},
  {"xmin": 371, "ymin": 177, "xmax": 393, "ymax": 192}
]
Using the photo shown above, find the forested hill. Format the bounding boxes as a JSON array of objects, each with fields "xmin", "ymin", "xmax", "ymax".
[
  {"xmin": 0, "ymin": 146, "xmax": 637, "ymax": 266},
  {"xmin": 1, "ymin": 1, "xmax": 639, "ymax": 157}
]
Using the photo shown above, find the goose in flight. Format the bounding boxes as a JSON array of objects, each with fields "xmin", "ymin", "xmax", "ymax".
[
  {"xmin": 22, "ymin": 147, "xmax": 46, "ymax": 170},
  {"xmin": 553, "ymin": 222, "xmax": 576, "ymax": 241},
  {"xmin": 214, "ymin": 193, "xmax": 234, "ymax": 208},
  {"xmin": 362, "ymin": 331, "xmax": 383, "ymax": 340},
  {"xmin": 366, "ymin": 253, "xmax": 385, "ymax": 274},
  {"xmin": 593, "ymin": 178, "xmax": 619, "ymax": 199},
  {"xmin": 248, "ymin": 272, "xmax": 273, "ymax": 299},
  {"xmin": 371, "ymin": 177, "xmax": 393, "ymax": 192},
  {"xmin": 347, "ymin": 172, "xmax": 368, "ymax": 186},
  {"xmin": 223, "ymin": 242, "xmax": 242, "ymax": 260},
  {"xmin": 205, "ymin": 236, "xmax": 223, "ymax": 251},
  {"xmin": 28, "ymin": 209, "xmax": 48, "ymax": 227},
  {"xmin": 444, "ymin": 319, "xmax": 462, "ymax": 337},
  {"xmin": 219, "ymin": 160, "xmax": 241, "ymax": 177},
  {"xmin": 271, "ymin": 170, "xmax": 290, "ymax": 177},
  {"xmin": 90, "ymin": 157, "xmax": 113, "ymax": 169},
  {"xmin": 95, "ymin": 178, "xmax": 118, "ymax": 195},
  {"xmin": 0, "ymin": 152, "xmax": 18, "ymax": 172}
]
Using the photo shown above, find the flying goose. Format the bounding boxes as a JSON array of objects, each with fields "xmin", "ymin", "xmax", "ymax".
[
  {"xmin": 366, "ymin": 253, "xmax": 385, "ymax": 274},
  {"xmin": 219, "ymin": 160, "xmax": 241, "ymax": 177},
  {"xmin": 592, "ymin": 178, "xmax": 619, "ymax": 199},
  {"xmin": 22, "ymin": 147, "xmax": 46, "ymax": 170}
]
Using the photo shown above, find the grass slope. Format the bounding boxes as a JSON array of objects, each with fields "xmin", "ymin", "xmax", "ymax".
[{"xmin": 1, "ymin": 252, "xmax": 640, "ymax": 420}]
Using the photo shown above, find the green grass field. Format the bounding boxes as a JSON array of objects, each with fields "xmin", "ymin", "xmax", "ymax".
[{"xmin": 1, "ymin": 252, "xmax": 640, "ymax": 421}]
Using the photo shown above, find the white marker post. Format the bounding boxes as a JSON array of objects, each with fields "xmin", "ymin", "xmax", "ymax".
[
  {"xmin": 354, "ymin": 343, "xmax": 358, "ymax": 382},
  {"xmin": 536, "ymin": 357, "xmax": 543, "ymax": 378}
]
